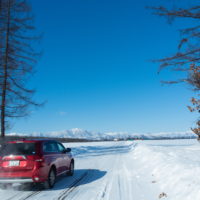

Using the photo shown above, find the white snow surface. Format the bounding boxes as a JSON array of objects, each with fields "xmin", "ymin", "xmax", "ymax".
[
  {"xmin": 8, "ymin": 128, "xmax": 196, "ymax": 140},
  {"xmin": 1, "ymin": 139, "xmax": 200, "ymax": 200}
]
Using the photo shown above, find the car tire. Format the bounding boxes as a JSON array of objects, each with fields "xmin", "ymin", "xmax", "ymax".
[
  {"xmin": 44, "ymin": 168, "xmax": 56, "ymax": 189},
  {"xmin": 67, "ymin": 161, "xmax": 74, "ymax": 176}
]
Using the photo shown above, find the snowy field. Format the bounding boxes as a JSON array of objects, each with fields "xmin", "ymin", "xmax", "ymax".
[{"xmin": 0, "ymin": 139, "xmax": 200, "ymax": 200}]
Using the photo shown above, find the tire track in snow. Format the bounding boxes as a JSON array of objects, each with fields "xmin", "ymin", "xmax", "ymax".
[
  {"xmin": 18, "ymin": 190, "xmax": 42, "ymax": 200},
  {"xmin": 56, "ymin": 170, "xmax": 89, "ymax": 200},
  {"xmin": 2, "ymin": 186, "xmax": 42, "ymax": 200},
  {"xmin": 97, "ymin": 154, "xmax": 121, "ymax": 200},
  {"xmin": 100, "ymin": 182, "xmax": 108, "ymax": 199},
  {"xmin": 4, "ymin": 191, "xmax": 23, "ymax": 200},
  {"xmin": 98, "ymin": 142, "xmax": 136, "ymax": 200}
]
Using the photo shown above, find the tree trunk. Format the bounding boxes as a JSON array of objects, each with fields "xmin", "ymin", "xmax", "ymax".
[{"xmin": 1, "ymin": 0, "xmax": 10, "ymax": 138}]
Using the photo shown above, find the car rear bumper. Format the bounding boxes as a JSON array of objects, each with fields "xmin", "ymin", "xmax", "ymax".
[{"xmin": 0, "ymin": 178, "xmax": 33, "ymax": 183}]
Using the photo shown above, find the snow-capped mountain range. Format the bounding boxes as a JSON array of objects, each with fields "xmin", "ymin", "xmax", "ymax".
[{"xmin": 8, "ymin": 128, "xmax": 197, "ymax": 140}]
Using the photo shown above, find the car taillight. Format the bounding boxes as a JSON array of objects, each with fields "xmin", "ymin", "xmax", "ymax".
[{"xmin": 2, "ymin": 155, "xmax": 26, "ymax": 160}]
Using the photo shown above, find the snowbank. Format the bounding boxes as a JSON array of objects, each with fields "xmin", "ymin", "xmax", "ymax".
[{"xmin": 133, "ymin": 139, "xmax": 200, "ymax": 200}]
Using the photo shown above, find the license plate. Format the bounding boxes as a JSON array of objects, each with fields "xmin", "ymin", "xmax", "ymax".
[{"xmin": 9, "ymin": 160, "xmax": 20, "ymax": 166}]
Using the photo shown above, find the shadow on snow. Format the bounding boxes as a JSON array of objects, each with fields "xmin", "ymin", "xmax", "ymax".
[{"xmin": 0, "ymin": 169, "xmax": 106, "ymax": 191}]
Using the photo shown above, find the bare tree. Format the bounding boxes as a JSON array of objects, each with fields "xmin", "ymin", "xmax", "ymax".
[
  {"xmin": 0, "ymin": 0, "xmax": 41, "ymax": 138},
  {"xmin": 151, "ymin": 3, "xmax": 200, "ymax": 138}
]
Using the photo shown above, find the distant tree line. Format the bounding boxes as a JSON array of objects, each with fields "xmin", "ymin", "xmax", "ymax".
[
  {"xmin": 152, "ymin": 3, "xmax": 200, "ymax": 138},
  {"xmin": 0, "ymin": 0, "xmax": 41, "ymax": 138}
]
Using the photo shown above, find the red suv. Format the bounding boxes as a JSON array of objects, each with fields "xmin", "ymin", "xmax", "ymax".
[{"xmin": 0, "ymin": 139, "xmax": 74, "ymax": 188}]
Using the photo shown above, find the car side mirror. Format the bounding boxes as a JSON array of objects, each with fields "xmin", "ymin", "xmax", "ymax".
[{"xmin": 65, "ymin": 148, "xmax": 71, "ymax": 153}]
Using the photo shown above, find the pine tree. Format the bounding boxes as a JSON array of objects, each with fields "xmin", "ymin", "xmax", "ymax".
[
  {"xmin": 0, "ymin": 0, "xmax": 41, "ymax": 137},
  {"xmin": 152, "ymin": 4, "xmax": 200, "ymax": 138}
]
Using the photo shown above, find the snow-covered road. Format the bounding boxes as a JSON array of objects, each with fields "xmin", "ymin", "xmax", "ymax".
[{"xmin": 0, "ymin": 139, "xmax": 200, "ymax": 200}]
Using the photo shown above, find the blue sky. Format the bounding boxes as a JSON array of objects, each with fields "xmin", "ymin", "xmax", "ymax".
[{"xmin": 11, "ymin": 0, "xmax": 198, "ymax": 133}]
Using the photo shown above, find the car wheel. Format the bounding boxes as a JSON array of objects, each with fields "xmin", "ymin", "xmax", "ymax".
[
  {"xmin": 44, "ymin": 168, "xmax": 56, "ymax": 189},
  {"xmin": 67, "ymin": 161, "xmax": 74, "ymax": 176}
]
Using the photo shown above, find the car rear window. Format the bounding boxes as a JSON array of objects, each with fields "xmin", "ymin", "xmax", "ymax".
[{"xmin": 0, "ymin": 143, "xmax": 36, "ymax": 156}]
